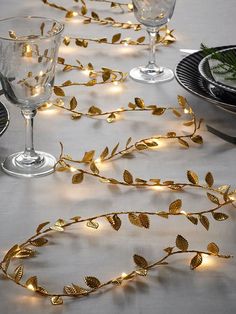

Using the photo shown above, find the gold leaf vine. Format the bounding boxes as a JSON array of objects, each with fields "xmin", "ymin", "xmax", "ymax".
[
  {"xmin": 0, "ymin": 221, "xmax": 232, "ymax": 305},
  {"xmin": 42, "ymin": 0, "xmax": 141, "ymax": 30}
]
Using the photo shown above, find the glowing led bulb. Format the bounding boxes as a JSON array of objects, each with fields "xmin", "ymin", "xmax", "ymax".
[
  {"xmin": 27, "ymin": 284, "xmax": 35, "ymax": 291},
  {"xmin": 95, "ymin": 158, "xmax": 101, "ymax": 163},
  {"xmin": 121, "ymin": 272, "xmax": 127, "ymax": 279},
  {"xmin": 70, "ymin": 166, "xmax": 77, "ymax": 173},
  {"xmin": 113, "ymin": 81, "xmax": 119, "ymax": 86},
  {"xmin": 72, "ymin": 12, "xmax": 78, "ymax": 17},
  {"xmin": 184, "ymin": 108, "xmax": 190, "ymax": 114}
]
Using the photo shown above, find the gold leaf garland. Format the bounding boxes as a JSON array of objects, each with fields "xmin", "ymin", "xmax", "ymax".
[
  {"xmin": 63, "ymin": 26, "xmax": 175, "ymax": 48},
  {"xmin": 42, "ymin": 0, "xmax": 142, "ymax": 30},
  {"xmin": 0, "ymin": 219, "xmax": 232, "ymax": 305}
]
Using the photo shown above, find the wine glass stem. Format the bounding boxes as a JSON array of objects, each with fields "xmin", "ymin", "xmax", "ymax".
[
  {"xmin": 21, "ymin": 109, "xmax": 38, "ymax": 158},
  {"xmin": 147, "ymin": 28, "xmax": 161, "ymax": 71}
]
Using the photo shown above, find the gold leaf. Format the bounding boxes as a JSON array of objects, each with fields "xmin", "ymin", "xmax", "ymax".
[
  {"xmin": 102, "ymin": 71, "xmax": 111, "ymax": 82},
  {"xmin": 72, "ymin": 284, "xmax": 89, "ymax": 295},
  {"xmin": 178, "ymin": 95, "xmax": 187, "ymax": 108},
  {"xmin": 81, "ymin": 5, "xmax": 87, "ymax": 15},
  {"xmin": 164, "ymin": 247, "xmax": 174, "ymax": 254},
  {"xmin": 207, "ymin": 242, "xmax": 219, "ymax": 255},
  {"xmin": 55, "ymin": 219, "xmax": 66, "ymax": 227},
  {"xmin": 107, "ymin": 113, "xmax": 116, "ymax": 123},
  {"xmin": 199, "ymin": 215, "xmax": 209, "ymax": 230},
  {"xmin": 133, "ymin": 254, "xmax": 148, "ymax": 268},
  {"xmin": 112, "ymin": 33, "xmax": 121, "ymax": 43},
  {"xmin": 187, "ymin": 216, "xmax": 198, "ymax": 225},
  {"xmin": 223, "ymin": 186, "xmax": 231, "ymax": 202},
  {"xmin": 137, "ymin": 36, "xmax": 145, "ymax": 43},
  {"xmin": 36, "ymin": 221, "xmax": 50, "ymax": 234},
  {"xmin": 62, "ymin": 80, "xmax": 72, "ymax": 87},
  {"xmin": 128, "ymin": 213, "xmax": 142, "ymax": 227},
  {"xmin": 183, "ymin": 120, "xmax": 194, "ymax": 126},
  {"xmin": 123, "ymin": 170, "xmax": 133, "ymax": 184},
  {"xmin": 191, "ymin": 135, "xmax": 203, "ymax": 144},
  {"xmin": 91, "ymin": 11, "xmax": 99, "ymax": 20},
  {"xmin": 205, "ymin": 172, "xmax": 214, "ymax": 187},
  {"xmin": 30, "ymin": 237, "xmax": 48, "ymax": 247},
  {"xmin": 65, "ymin": 11, "xmax": 74, "ymax": 19},
  {"xmin": 157, "ymin": 211, "xmax": 169, "ymax": 219},
  {"xmin": 26, "ymin": 276, "xmax": 38, "ymax": 290},
  {"xmin": 90, "ymin": 161, "xmax": 99, "ymax": 174},
  {"xmin": 50, "ymin": 225, "xmax": 64, "ymax": 232},
  {"xmin": 134, "ymin": 97, "xmax": 145, "ymax": 108},
  {"xmin": 9, "ymin": 30, "xmax": 17, "ymax": 39},
  {"xmin": 72, "ymin": 172, "xmax": 84, "ymax": 184},
  {"xmin": 111, "ymin": 143, "xmax": 119, "ymax": 156},
  {"xmin": 53, "ymin": 86, "xmax": 65, "ymax": 97},
  {"xmin": 15, "ymin": 248, "xmax": 35, "ymax": 259},
  {"xmin": 100, "ymin": 146, "xmax": 109, "ymax": 160},
  {"xmin": 207, "ymin": 193, "xmax": 220, "ymax": 205},
  {"xmin": 152, "ymin": 108, "xmax": 166, "ymax": 115},
  {"xmin": 86, "ymin": 79, "xmax": 97, "ymax": 86},
  {"xmin": 85, "ymin": 276, "xmax": 100, "ymax": 288},
  {"xmin": 169, "ymin": 199, "xmax": 182, "ymax": 214},
  {"xmin": 176, "ymin": 235, "xmax": 188, "ymax": 251},
  {"xmin": 37, "ymin": 286, "xmax": 48, "ymax": 295},
  {"xmin": 190, "ymin": 253, "xmax": 202, "ymax": 270},
  {"xmin": 71, "ymin": 113, "xmax": 82, "ymax": 120},
  {"xmin": 70, "ymin": 97, "xmax": 77, "ymax": 111},
  {"xmin": 135, "ymin": 143, "xmax": 147, "ymax": 150},
  {"xmin": 178, "ymin": 138, "xmax": 189, "ymax": 148},
  {"xmin": 86, "ymin": 220, "xmax": 99, "ymax": 229},
  {"xmin": 172, "ymin": 109, "xmax": 182, "ymax": 117},
  {"xmin": 51, "ymin": 296, "xmax": 63, "ymax": 305},
  {"xmin": 88, "ymin": 106, "xmax": 102, "ymax": 115},
  {"xmin": 212, "ymin": 212, "xmax": 229, "ymax": 221},
  {"xmin": 139, "ymin": 213, "xmax": 150, "ymax": 229},
  {"xmin": 187, "ymin": 170, "xmax": 199, "ymax": 185},
  {"xmin": 126, "ymin": 137, "xmax": 132, "ymax": 148},
  {"xmin": 128, "ymin": 102, "xmax": 136, "ymax": 109},
  {"xmin": 57, "ymin": 57, "xmax": 65, "ymax": 64},
  {"xmin": 63, "ymin": 65, "xmax": 73, "ymax": 72},
  {"xmin": 82, "ymin": 150, "xmax": 95, "ymax": 163},
  {"xmin": 14, "ymin": 265, "xmax": 24, "ymax": 283},
  {"xmin": 70, "ymin": 216, "xmax": 81, "ymax": 222},
  {"xmin": 63, "ymin": 36, "xmax": 70, "ymax": 46},
  {"xmin": 106, "ymin": 214, "xmax": 121, "ymax": 231},
  {"xmin": 64, "ymin": 285, "xmax": 77, "ymax": 295}
]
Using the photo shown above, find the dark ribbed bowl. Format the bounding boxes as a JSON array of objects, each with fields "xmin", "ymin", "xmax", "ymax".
[
  {"xmin": 175, "ymin": 45, "xmax": 236, "ymax": 113},
  {"xmin": 0, "ymin": 101, "xmax": 9, "ymax": 136}
]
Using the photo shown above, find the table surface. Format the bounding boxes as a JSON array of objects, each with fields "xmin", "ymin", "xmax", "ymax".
[{"xmin": 0, "ymin": 0, "xmax": 236, "ymax": 313}]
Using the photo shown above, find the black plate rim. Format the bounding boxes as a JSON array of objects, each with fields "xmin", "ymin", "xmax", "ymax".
[
  {"xmin": 198, "ymin": 47, "xmax": 236, "ymax": 94},
  {"xmin": 0, "ymin": 101, "xmax": 10, "ymax": 136},
  {"xmin": 175, "ymin": 45, "xmax": 236, "ymax": 112}
]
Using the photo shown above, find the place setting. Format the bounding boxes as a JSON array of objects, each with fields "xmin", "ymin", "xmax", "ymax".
[{"xmin": 0, "ymin": 0, "xmax": 235, "ymax": 312}]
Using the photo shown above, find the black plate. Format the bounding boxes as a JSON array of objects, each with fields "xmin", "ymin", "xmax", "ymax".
[
  {"xmin": 0, "ymin": 101, "xmax": 9, "ymax": 136},
  {"xmin": 175, "ymin": 45, "xmax": 236, "ymax": 113}
]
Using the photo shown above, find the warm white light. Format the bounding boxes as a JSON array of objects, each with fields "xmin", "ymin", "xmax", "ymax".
[
  {"xmin": 72, "ymin": 12, "xmax": 78, "ymax": 17},
  {"xmin": 39, "ymin": 70, "xmax": 44, "ymax": 77},
  {"xmin": 95, "ymin": 158, "xmax": 101, "ymax": 163},
  {"xmin": 70, "ymin": 166, "xmax": 77, "ymax": 173},
  {"xmin": 121, "ymin": 272, "xmax": 127, "ymax": 278},
  {"xmin": 127, "ymin": 21, "xmax": 132, "ymax": 24},
  {"xmin": 83, "ymin": 69, "xmax": 90, "ymax": 76},
  {"xmin": 201, "ymin": 254, "xmax": 216, "ymax": 268},
  {"xmin": 180, "ymin": 210, "xmax": 187, "ymax": 216},
  {"xmin": 184, "ymin": 108, "xmax": 190, "ymax": 114},
  {"xmin": 27, "ymin": 284, "xmax": 35, "ymax": 291},
  {"xmin": 113, "ymin": 81, "xmax": 119, "ymax": 86}
]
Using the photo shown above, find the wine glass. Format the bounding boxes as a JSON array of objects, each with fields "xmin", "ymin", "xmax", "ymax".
[
  {"xmin": 0, "ymin": 16, "xmax": 64, "ymax": 177},
  {"xmin": 130, "ymin": 0, "xmax": 176, "ymax": 83}
]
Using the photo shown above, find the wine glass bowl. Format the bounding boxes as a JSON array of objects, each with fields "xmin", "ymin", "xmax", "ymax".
[
  {"xmin": 130, "ymin": 0, "xmax": 176, "ymax": 84},
  {"xmin": 0, "ymin": 16, "xmax": 64, "ymax": 177}
]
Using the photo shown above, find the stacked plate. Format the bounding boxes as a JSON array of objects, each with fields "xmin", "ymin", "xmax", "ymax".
[{"xmin": 175, "ymin": 45, "xmax": 236, "ymax": 113}]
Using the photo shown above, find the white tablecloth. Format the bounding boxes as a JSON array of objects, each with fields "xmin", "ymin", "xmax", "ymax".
[{"xmin": 0, "ymin": 0, "xmax": 236, "ymax": 313}]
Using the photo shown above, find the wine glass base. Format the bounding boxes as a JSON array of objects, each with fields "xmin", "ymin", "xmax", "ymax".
[
  {"xmin": 129, "ymin": 66, "xmax": 174, "ymax": 84},
  {"xmin": 1, "ymin": 151, "xmax": 56, "ymax": 178}
]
